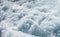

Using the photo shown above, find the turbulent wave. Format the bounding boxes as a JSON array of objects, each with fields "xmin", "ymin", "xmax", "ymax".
[{"xmin": 0, "ymin": 0, "xmax": 60, "ymax": 37}]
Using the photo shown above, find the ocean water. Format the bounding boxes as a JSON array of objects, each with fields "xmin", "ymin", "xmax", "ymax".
[{"xmin": 0, "ymin": 0, "xmax": 60, "ymax": 37}]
